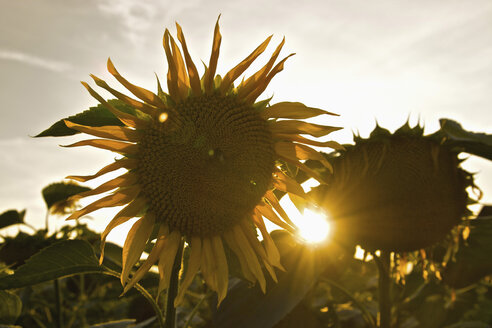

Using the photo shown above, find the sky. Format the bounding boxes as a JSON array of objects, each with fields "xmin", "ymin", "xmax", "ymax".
[{"xmin": 1, "ymin": 0, "xmax": 491, "ymax": 243}]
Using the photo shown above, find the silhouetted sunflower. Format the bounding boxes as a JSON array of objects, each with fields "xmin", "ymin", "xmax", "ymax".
[
  {"xmin": 63, "ymin": 18, "xmax": 340, "ymax": 305},
  {"xmin": 311, "ymin": 123, "xmax": 475, "ymax": 252}
]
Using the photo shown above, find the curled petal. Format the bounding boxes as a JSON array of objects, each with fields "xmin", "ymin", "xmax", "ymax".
[
  {"xmin": 275, "ymin": 142, "xmax": 332, "ymax": 170},
  {"xmin": 90, "ymin": 74, "xmax": 160, "ymax": 117},
  {"xmin": 274, "ymin": 133, "xmax": 344, "ymax": 150},
  {"xmin": 220, "ymin": 35, "xmax": 272, "ymax": 94},
  {"xmin": 272, "ymin": 169, "xmax": 306, "ymax": 198},
  {"xmin": 261, "ymin": 102, "xmax": 337, "ymax": 119},
  {"xmin": 66, "ymin": 187, "xmax": 139, "ymax": 222},
  {"xmin": 238, "ymin": 38, "xmax": 285, "ymax": 99},
  {"xmin": 66, "ymin": 158, "xmax": 137, "ymax": 182},
  {"xmin": 81, "ymin": 81, "xmax": 148, "ymax": 128},
  {"xmin": 203, "ymin": 17, "xmax": 222, "ymax": 93},
  {"xmin": 175, "ymin": 237, "xmax": 202, "ymax": 306},
  {"xmin": 270, "ymin": 120, "xmax": 342, "ymax": 138},
  {"xmin": 176, "ymin": 23, "xmax": 202, "ymax": 95},
  {"xmin": 157, "ymin": 231, "xmax": 182, "ymax": 295},
  {"xmin": 107, "ymin": 58, "xmax": 166, "ymax": 109},
  {"xmin": 71, "ymin": 173, "xmax": 138, "ymax": 199},
  {"xmin": 121, "ymin": 213, "xmax": 155, "ymax": 285},
  {"xmin": 64, "ymin": 120, "xmax": 140, "ymax": 142},
  {"xmin": 99, "ymin": 195, "xmax": 146, "ymax": 264},
  {"xmin": 62, "ymin": 139, "xmax": 139, "ymax": 155}
]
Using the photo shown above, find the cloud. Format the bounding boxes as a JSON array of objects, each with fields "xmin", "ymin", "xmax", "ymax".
[{"xmin": 0, "ymin": 49, "xmax": 71, "ymax": 73}]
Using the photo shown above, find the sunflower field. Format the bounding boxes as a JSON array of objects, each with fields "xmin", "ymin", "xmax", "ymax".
[{"xmin": 1, "ymin": 18, "xmax": 492, "ymax": 328}]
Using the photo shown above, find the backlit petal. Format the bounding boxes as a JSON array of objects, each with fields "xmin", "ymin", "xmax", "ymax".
[
  {"xmin": 220, "ymin": 35, "xmax": 272, "ymax": 94},
  {"xmin": 107, "ymin": 58, "xmax": 166, "ymax": 109},
  {"xmin": 261, "ymin": 102, "xmax": 337, "ymax": 119},
  {"xmin": 64, "ymin": 120, "xmax": 140, "ymax": 142},
  {"xmin": 62, "ymin": 139, "xmax": 139, "ymax": 155},
  {"xmin": 121, "ymin": 213, "xmax": 155, "ymax": 285}
]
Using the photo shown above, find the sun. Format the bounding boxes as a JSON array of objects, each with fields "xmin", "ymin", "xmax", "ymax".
[
  {"xmin": 279, "ymin": 194, "xmax": 331, "ymax": 244},
  {"xmin": 297, "ymin": 209, "xmax": 331, "ymax": 243}
]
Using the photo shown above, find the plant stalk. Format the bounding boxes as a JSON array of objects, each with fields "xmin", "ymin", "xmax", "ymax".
[
  {"xmin": 54, "ymin": 279, "xmax": 63, "ymax": 328},
  {"xmin": 376, "ymin": 251, "xmax": 391, "ymax": 328},
  {"xmin": 164, "ymin": 239, "xmax": 184, "ymax": 328}
]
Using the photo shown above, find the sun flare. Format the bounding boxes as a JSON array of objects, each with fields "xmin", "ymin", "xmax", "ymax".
[
  {"xmin": 297, "ymin": 209, "xmax": 331, "ymax": 243},
  {"xmin": 279, "ymin": 195, "xmax": 331, "ymax": 244}
]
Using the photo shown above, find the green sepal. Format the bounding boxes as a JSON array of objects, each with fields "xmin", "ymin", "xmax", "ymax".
[
  {"xmin": 254, "ymin": 96, "xmax": 273, "ymax": 111},
  {"xmin": 35, "ymin": 99, "xmax": 142, "ymax": 137}
]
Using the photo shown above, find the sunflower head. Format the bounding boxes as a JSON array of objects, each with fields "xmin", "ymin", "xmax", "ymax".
[
  {"xmin": 311, "ymin": 122, "xmax": 474, "ymax": 252},
  {"xmin": 61, "ymin": 18, "xmax": 340, "ymax": 305}
]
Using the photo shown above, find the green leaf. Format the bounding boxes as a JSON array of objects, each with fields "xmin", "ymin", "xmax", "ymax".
[
  {"xmin": 442, "ymin": 206, "xmax": 492, "ymax": 288},
  {"xmin": 41, "ymin": 181, "xmax": 91, "ymax": 211},
  {"xmin": 0, "ymin": 210, "xmax": 25, "ymax": 230},
  {"xmin": 0, "ymin": 291, "xmax": 21, "ymax": 324},
  {"xmin": 0, "ymin": 240, "xmax": 103, "ymax": 290},
  {"xmin": 35, "ymin": 99, "xmax": 141, "ymax": 137},
  {"xmin": 215, "ymin": 231, "xmax": 343, "ymax": 328},
  {"xmin": 439, "ymin": 119, "xmax": 492, "ymax": 161}
]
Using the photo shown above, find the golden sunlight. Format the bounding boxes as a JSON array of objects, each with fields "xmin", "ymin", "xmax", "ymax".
[
  {"xmin": 297, "ymin": 208, "xmax": 331, "ymax": 243},
  {"xmin": 279, "ymin": 194, "xmax": 331, "ymax": 244}
]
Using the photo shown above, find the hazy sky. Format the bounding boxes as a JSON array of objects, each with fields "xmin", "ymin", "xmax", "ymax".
[{"xmin": 1, "ymin": 0, "xmax": 491, "ymax": 241}]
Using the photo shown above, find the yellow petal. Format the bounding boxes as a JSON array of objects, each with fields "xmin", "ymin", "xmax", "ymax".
[
  {"xmin": 245, "ymin": 53, "xmax": 294, "ymax": 103},
  {"xmin": 201, "ymin": 237, "xmax": 218, "ymax": 291},
  {"xmin": 175, "ymin": 237, "xmax": 202, "ymax": 306},
  {"xmin": 239, "ymin": 220, "xmax": 269, "ymax": 263},
  {"xmin": 238, "ymin": 38, "xmax": 285, "ymax": 99},
  {"xmin": 233, "ymin": 225, "xmax": 266, "ymax": 293},
  {"xmin": 157, "ymin": 231, "xmax": 182, "ymax": 295},
  {"xmin": 203, "ymin": 16, "xmax": 222, "ymax": 93},
  {"xmin": 107, "ymin": 58, "xmax": 166, "ymax": 109},
  {"xmin": 71, "ymin": 173, "xmax": 137, "ymax": 200},
  {"xmin": 66, "ymin": 158, "xmax": 137, "ymax": 182},
  {"xmin": 62, "ymin": 139, "xmax": 139, "ymax": 155},
  {"xmin": 66, "ymin": 187, "xmax": 139, "ymax": 222},
  {"xmin": 99, "ymin": 195, "xmax": 146, "ymax": 264},
  {"xmin": 121, "ymin": 213, "xmax": 155, "ymax": 285},
  {"xmin": 252, "ymin": 212, "xmax": 283, "ymax": 270},
  {"xmin": 64, "ymin": 120, "xmax": 140, "ymax": 142},
  {"xmin": 211, "ymin": 236, "xmax": 229, "ymax": 305},
  {"xmin": 175, "ymin": 22, "xmax": 202, "ymax": 96},
  {"xmin": 163, "ymin": 29, "xmax": 185, "ymax": 102},
  {"xmin": 270, "ymin": 120, "xmax": 342, "ymax": 138},
  {"xmin": 90, "ymin": 74, "xmax": 160, "ymax": 118},
  {"xmin": 272, "ymin": 169, "xmax": 306, "ymax": 198},
  {"xmin": 169, "ymin": 33, "xmax": 190, "ymax": 98},
  {"xmin": 261, "ymin": 102, "xmax": 337, "ymax": 119},
  {"xmin": 220, "ymin": 35, "xmax": 272, "ymax": 94},
  {"xmin": 222, "ymin": 232, "xmax": 256, "ymax": 283},
  {"xmin": 264, "ymin": 190, "xmax": 296, "ymax": 228},
  {"xmin": 81, "ymin": 81, "xmax": 148, "ymax": 128},
  {"xmin": 122, "ymin": 227, "xmax": 168, "ymax": 295},
  {"xmin": 274, "ymin": 133, "xmax": 344, "ymax": 150},
  {"xmin": 275, "ymin": 142, "xmax": 332, "ymax": 170},
  {"xmin": 255, "ymin": 203, "xmax": 295, "ymax": 233}
]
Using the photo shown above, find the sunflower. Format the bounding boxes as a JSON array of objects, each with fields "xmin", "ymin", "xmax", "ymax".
[
  {"xmin": 310, "ymin": 122, "xmax": 475, "ymax": 252},
  {"xmin": 62, "ymin": 18, "xmax": 340, "ymax": 305}
]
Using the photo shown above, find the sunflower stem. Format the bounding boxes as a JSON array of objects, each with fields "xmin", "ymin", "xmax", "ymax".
[
  {"xmin": 164, "ymin": 238, "xmax": 184, "ymax": 328},
  {"xmin": 101, "ymin": 269, "xmax": 165, "ymax": 327},
  {"xmin": 375, "ymin": 251, "xmax": 392, "ymax": 328}
]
